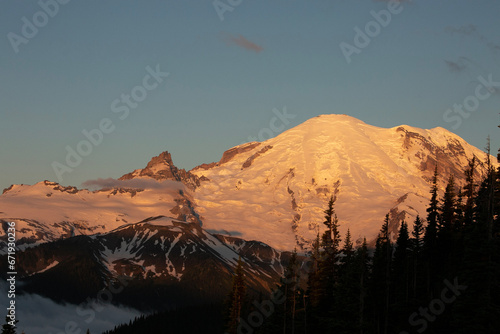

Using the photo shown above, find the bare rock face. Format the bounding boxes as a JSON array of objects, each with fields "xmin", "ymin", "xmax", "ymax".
[
  {"xmin": 190, "ymin": 142, "xmax": 262, "ymax": 173},
  {"xmin": 219, "ymin": 142, "xmax": 261, "ymax": 164},
  {"xmin": 191, "ymin": 162, "xmax": 217, "ymax": 172},
  {"xmin": 119, "ymin": 151, "xmax": 201, "ymax": 190},
  {"xmin": 242, "ymin": 145, "xmax": 273, "ymax": 169},
  {"xmin": 2, "ymin": 185, "xmax": 14, "ymax": 194},
  {"xmin": 396, "ymin": 126, "xmax": 485, "ymax": 181}
]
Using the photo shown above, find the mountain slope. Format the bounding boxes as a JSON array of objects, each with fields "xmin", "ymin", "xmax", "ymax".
[
  {"xmin": 190, "ymin": 114, "xmax": 493, "ymax": 249},
  {"xmin": 0, "ymin": 114, "xmax": 495, "ymax": 251},
  {"xmin": 0, "ymin": 179, "xmax": 198, "ymax": 249},
  {"xmin": 1, "ymin": 216, "xmax": 290, "ymax": 310}
]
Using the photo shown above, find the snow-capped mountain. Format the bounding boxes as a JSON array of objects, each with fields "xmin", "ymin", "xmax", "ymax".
[
  {"xmin": 119, "ymin": 151, "xmax": 202, "ymax": 190},
  {"xmin": 0, "ymin": 179, "xmax": 199, "ymax": 249},
  {"xmin": 4, "ymin": 215, "xmax": 290, "ymax": 310},
  {"xmin": 0, "ymin": 114, "xmax": 495, "ymax": 252},
  {"xmin": 190, "ymin": 114, "xmax": 494, "ymax": 249}
]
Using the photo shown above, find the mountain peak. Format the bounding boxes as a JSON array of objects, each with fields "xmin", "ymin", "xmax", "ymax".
[
  {"xmin": 145, "ymin": 151, "xmax": 175, "ymax": 169},
  {"xmin": 119, "ymin": 151, "xmax": 201, "ymax": 190},
  {"xmin": 119, "ymin": 151, "xmax": 177, "ymax": 181},
  {"xmin": 303, "ymin": 114, "xmax": 367, "ymax": 127},
  {"xmin": 316, "ymin": 113, "xmax": 364, "ymax": 121},
  {"xmin": 189, "ymin": 114, "xmax": 496, "ymax": 249},
  {"xmin": 2, "ymin": 114, "xmax": 497, "ymax": 252}
]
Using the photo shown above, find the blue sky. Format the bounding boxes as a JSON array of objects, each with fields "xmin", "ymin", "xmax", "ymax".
[{"xmin": 1, "ymin": 0, "xmax": 499, "ymax": 191}]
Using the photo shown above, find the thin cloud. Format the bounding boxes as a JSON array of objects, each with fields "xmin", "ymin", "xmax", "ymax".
[
  {"xmin": 445, "ymin": 24, "xmax": 477, "ymax": 36},
  {"xmin": 444, "ymin": 59, "xmax": 467, "ymax": 73},
  {"xmin": 488, "ymin": 43, "xmax": 500, "ymax": 51},
  {"xmin": 222, "ymin": 33, "xmax": 263, "ymax": 53},
  {"xmin": 445, "ymin": 25, "xmax": 500, "ymax": 57},
  {"xmin": 82, "ymin": 177, "xmax": 185, "ymax": 191}
]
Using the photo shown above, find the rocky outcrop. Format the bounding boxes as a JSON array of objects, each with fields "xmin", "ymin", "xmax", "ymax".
[
  {"xmin": 119, "ymin": 151, "xmax": 201, "ymax": 190},
  {"xmin": 219, "ymin": 142, "xmax": 261, "ymax": 164},
  {"xmin": 242, "ymin": 145, "xmax": 273, "ymax": 169}
]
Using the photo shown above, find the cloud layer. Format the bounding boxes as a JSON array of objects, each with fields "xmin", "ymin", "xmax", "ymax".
[
  {"xmin": 223, "ymin": 33, "xmax": 263, "ymax": 53},
  {"xmin": 82, "ymin": 177, "xmax": 185, "ymax": 192},
  {"xmin": 0, "ymin": 284, "xmax": 141, "ymax": 334},
  {"xmin": 444, "ymin": 59, "xmax": 467, "ymax": 73},
  {"xmin": 445, "ymin": 24, "xmax": 477, "ymax": 36}
]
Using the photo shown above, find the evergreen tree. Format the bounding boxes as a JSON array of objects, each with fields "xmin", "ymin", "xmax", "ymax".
[
  {"xmin": 409, "ymin": 215, "xmax": 425, "ymax": 304},
  {"xmin": 370, "ymin": 214, "xmax": 392, "ymax": 334},
  {"xmin": 494, "ymin": 139, "xmax": 500, "ymax": 237},
  {"xmin": 330, "ymin": 229, "xmax": 357, "ymax": 333},
  {"xmin": 439, "ymin": 174, "xmax": 457, "ymax": 234},
  {"xmin": 355, "ymin": 238, "xmax": 370, "ymax": 334},
  {"xmin": 305, "ymin": 232, "xmax": 322, "ymax": 334},
  {"xmin": 455, "ymin": 187, "xmax": 465, "ymax": 231},
  {"xmin": 411, "ymin": 215, "xmax": 424, "ymax": 254},
  {"xmin": 475, "ymin": 142, "xmax": 495, "ymax": 240},
  {"xmin": 493, "ymin": 147, "xmax": 500, "ymax": 333},
  {"xmin": 285, "ymin": 250, "xmax": 300, "ymax": 334},
  {"xmin": 321, "ymin": 195, "xmax": 341, "ymax": 266},
  {"xmin": 451, "ymin": 142, "xmax": 500, "ymax": 333},
  {"xmin": 340, "ymin": 228, "xmax": 354, "ymax": 274},
  {"xmin": 393, "ymin": 221, "xmax": 409, "ymax": 293},
  {"xmin": 266, "ymin": 249, "xmax": 304, "ymax": 334},
  {"xmin": 453, "ymin": 177, "xmax": 489, "ymax": 332},
  {"xmin": 313, "ymin": 195, "xmax": 341, "ymax": 331},
  {"xmin": 392, "ymin": 221, "xmax": 411, "ymax": 332},
  {"xmin": 463, "ymin": 156, "xmax": 477, "ymax": 227},
  {"xmin": 424, "ymin": 165, "xmax": 439, "ymax": 246},
  {"xmin": 394, "ymin": 221, "xmax": 409, "ymax": 264},
  {"xmin": 226, "ymin": 256, "xmax": 247, "ymax": 334},
  {"xmin": 423, "ymin": 165, "xmax": 439, "ymax": 298},
  {"xmin": 1, "ymin": 316, "xmax": 17, "ymax": 334},
  {"xmin": 458, "ymin": 153, "xmax": 498, "ymax": 332},
  {"xmin": 319, "ymin": 195, "xmax": 341, "ymax": 296},
  {"xmin": 437, "ymin": 174, "xmax": 458, "ymax": 277}
]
